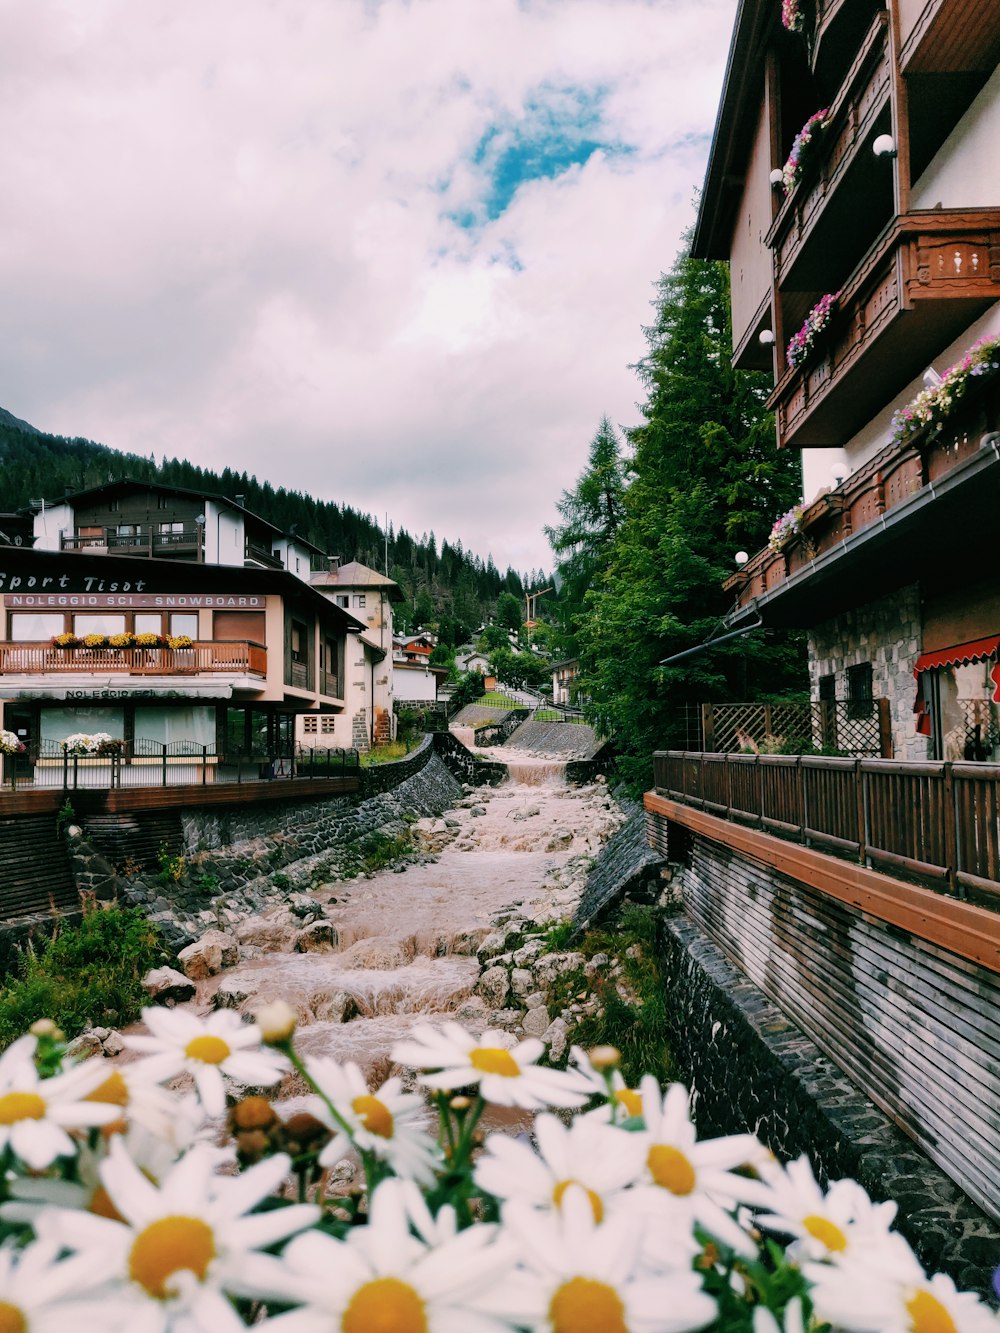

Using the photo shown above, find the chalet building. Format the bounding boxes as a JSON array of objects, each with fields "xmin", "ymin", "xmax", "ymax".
[
  {"xmin": 308, "ymin": 558, "xmax": 402, "ymax": 750},
  {"xmin": 693, "ymin": 0, "xmax": 1000, "ymax": 762},
  {"xmin": 32, "ymin": 480, "xmax": 322, "ymax": 582},
  {"xmin": 643, "ymin": 2, "xmax": 1000, "ymax": 1243},
  {"xmin": 551, "ymin": 658, "xmax": 580, "ymax": 707},
  {"xmin": 0, "ymin": 541, "xmax": 364, "ymax": 785}
]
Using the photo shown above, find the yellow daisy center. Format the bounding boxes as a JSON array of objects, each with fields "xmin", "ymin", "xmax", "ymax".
[
  {"xmin": 0, "ymin": 1303, "xmax": 26, "ymax": 1333},
  {"xmin": 906, "ymin": 1289, "xmax": 958, "ymax": 1333},
  {"xmin": 0, "ymin": 1092, "xmax": 46, "ymax": 1126},
  {"xmin": 469, "ymin": 1046, "xmax": 519, "ymax": 1077},
  {"xmin": 802, "ymin": 1213, "xmax": 848, "ymax": 1252},
  {"xmin": 184, "ymin": 1035, "xmax": 231, "ymax": 1065},
  {"xmin": 352, "ymin": 1094, "xmax": 394, "ymax": 1138},
  {"xmin": 85, "ymin": 1070, "xmax": 130, "ymax": 1107},
  {"xmin": 553, "ymin": 1179, "xmax": 604, "ymax": 1223},
  {"xmin": 129, "ymin": 1216, "xmax": 217, "ymax": 1299},
  {"xmin": 615, "ymin": 1088, "xmax": 642, "ymax": 1118},
  {"xmin": 341, "ymin": 1277, "xmax": 429, "ymax": 1333},
  {"xmin": 549, "ymin": 1277, "xmax": 627, "ymax": 1333},
  {"xmin": 647, "ymin": 1143, "xmax": 696, "ymax": 1195}
]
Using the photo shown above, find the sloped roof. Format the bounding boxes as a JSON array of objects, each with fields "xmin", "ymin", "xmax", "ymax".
[{"xmin": 310, "ymin": 560, "xmax": 404, "ymax": 601}]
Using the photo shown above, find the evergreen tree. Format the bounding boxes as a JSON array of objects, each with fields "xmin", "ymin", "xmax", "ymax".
[{"xmin": 574, "ymin": 252, "xmax": 805, "ymax": 788}]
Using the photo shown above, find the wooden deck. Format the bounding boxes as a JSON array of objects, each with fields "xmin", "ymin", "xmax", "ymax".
[{"xmin": 0, "ymin": 774, "xmax": 359, "ymax": 818}]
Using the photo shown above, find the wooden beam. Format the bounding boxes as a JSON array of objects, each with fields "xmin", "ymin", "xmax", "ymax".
[{"xmin": 645, "ymin": 791, "xmax": 1000, "ymax": 973}]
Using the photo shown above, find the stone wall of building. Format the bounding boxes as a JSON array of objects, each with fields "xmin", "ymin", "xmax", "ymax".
[{"xmin": 807, "ymin": 582, "xmax": 927, "ymax": 759}]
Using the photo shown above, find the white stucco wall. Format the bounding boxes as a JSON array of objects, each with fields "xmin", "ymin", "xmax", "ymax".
[
  {"xmin": 911, "ymin": 65, "xmax": 1000, "ymax": 211},
  {"xmin": 32, "ymin": 501, "xmax": 74, "ymax": 551},
  {"xmin": 393, "ymin": 665, "xmax": 438, "ymax": 702}
]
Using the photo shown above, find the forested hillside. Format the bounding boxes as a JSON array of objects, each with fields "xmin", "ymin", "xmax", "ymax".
[{"xmin": 0, "ymin": 418, "xmax": 541, "ymax": 636}]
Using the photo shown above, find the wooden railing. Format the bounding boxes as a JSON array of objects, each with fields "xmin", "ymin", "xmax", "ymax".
[
  {"xmin": 653, "ymin": 750, "xmax": 1000, "ymax": 908},
  {"xmin": 61, "ymin": 527, "xmax": 202, "ymax": 557},
  {"xmin": 727, "ymin": 372, "xmax": 1000, "ymax": 614},
  {"xmin": 0, "ymin": 641, "xmax": 267, "ymax": 677}
]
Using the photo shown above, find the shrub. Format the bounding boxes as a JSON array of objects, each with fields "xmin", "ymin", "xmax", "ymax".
[{"xmin": 0, "ymin": 903, "xmax": 165, "ymax": 1048}]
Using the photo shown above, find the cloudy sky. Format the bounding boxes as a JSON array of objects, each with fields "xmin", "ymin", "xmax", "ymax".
[{"xmin": 0, "ymin": 0, "xmax": 736, "ymax": 576}]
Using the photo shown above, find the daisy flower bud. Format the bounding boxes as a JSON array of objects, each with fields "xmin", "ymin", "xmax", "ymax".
[
  {"xmin": 29, "ymin": 1019, "xmax": 59, "ymax": 1039},
  {"xmin": 255, "ymin": 1000, "xmax": 298, "ymax": 1046},
  {"xmin": 587, "ymin": 1045, "xmax": 621, "ymax": 1071}
]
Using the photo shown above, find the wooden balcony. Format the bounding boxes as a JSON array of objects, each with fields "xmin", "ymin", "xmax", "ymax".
[
  {"xmin": 769, "ymin": 14, "xmax": 892, "ymax": 293},
  {"xmin": 808, "ymin": 0, "xmax": 884, "ymax": 90},
  {"xmin": 61, "ymin": 527, "xmax": 203, "ymax": 559},
  {"xmin": 900, "ymin": 0, "xmax": 1000, "ymax": 76},
  {"xmin": 0, "ymin": 640, "xmax": 267, "ymax": 677},
  {"xmin": 244, "ymin": 541, "xmax": 283, "ymax": 570},
  {"xmin": 728, "ymin": 370, "xmax": 1000, "ymax": 617},
  {"xmin": 652, "ymin": 749, "xmax": 1000, "ymax": 913},
  {"xmin": 772, "ymin": 208, "xmax": 1000, "ymax": 449}
]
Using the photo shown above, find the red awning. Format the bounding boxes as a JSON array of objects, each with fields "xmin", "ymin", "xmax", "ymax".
[{"xmin": 912, "ymin": 635, "xmax": 1000, "ymax": 735}]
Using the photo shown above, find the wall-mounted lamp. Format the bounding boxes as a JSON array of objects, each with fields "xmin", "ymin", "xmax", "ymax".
[
  {"xmin": 758, "ymin": 329, "xmax": 776, "ymax": 346},
  {"xmin": 873, "ymin": 134, "xmax": 897, "ymax": 159},
  {"xmin": 735, "ymin": 551, "xmax": 749, "ymax": 567},
  {"xmin": 922, "ymin": 366, "xmax": 943, "ymax": 389},
  {"xmin": 769, "ymin": 168, "xmax": 785, "ymax": 187},
  {"xmin": 831, "ymin": 465, "xmax": 846, "ymax": 487}
]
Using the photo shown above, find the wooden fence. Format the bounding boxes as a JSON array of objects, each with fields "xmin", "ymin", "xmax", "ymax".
[{"xmin": 654, "ymin": 750, "xmax": 1000, "ymax": 909}]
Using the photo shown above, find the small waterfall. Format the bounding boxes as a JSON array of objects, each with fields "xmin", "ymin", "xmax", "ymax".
[{"xmin": 503, "ymin": 758, "xmax": 567, "ymax": 787}]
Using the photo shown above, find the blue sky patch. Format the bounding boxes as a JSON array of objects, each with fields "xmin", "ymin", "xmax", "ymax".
[{"xmin": 448, "ymin": 84, "xmax": 632, "ymax": 228}]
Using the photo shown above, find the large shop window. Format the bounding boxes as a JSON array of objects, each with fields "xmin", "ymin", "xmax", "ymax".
[
  {"xmin": 134, "ymin": 707, "xmax": 216, "ymax": 755},
  {"xmin": 72, "ymin": 613, "xmax": 127, "ymax": 637},
  {"xmin": 9, "ymin": 613, "xmax": 64, "ymax": 640},
  {"xmin": 913, "ymin": 637, "xmax": 1000, "ymax": 761},
  {"xmin": 40, "ymin": 708, "xmax": 125, "ymax": 750}
]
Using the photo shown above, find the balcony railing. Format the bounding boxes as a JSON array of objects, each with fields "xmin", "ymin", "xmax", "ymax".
[
  {"xmin": 769, "ymin": 13, "xmax": 891, "ymax": 292},
  {"xmin": 654, "ymin": 750, "xmax": 1000, "ymax": 909},
  {"xmin": 0, "ymin": 641, "xmax": 267, "ymax": 677},
  {"xmin": 244, "ymin": 541, "xmax": 283, "ymax": 569},
  {"xmin": 1, "ymin": 742, "xmax": 360, "ymax": 791},
  {"xmin": 60, "ymin": 527, "xmax": 203, "ymax": 558},
  {"xmin": 772, "ymin": 208, "xmax": 1000, "ymax": 449},
  {"xmin": 727, "ymin": 371, "xmax": 1000, "ymax": 614}
]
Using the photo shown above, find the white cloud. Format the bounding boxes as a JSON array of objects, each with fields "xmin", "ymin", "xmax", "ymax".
[{"xmin": 0, "ymin": 0, "xmax": 736, "ymax": 574}]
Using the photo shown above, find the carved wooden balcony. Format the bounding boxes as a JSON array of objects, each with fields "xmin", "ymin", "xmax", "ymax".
[
  {"xmin": 769, "ymin": 14, "xmax": 892, "ymax": 293},
  {"xmin": 771, "ymin": 208, "xmax": 1000, "ymax": 449},
  {"xmin": 0, "ymin": 640, "xmax": 267, "ymax": 678},
  {"xmin": 727, "ymin": 371, "xmax": 1000, "ymax": 615}
]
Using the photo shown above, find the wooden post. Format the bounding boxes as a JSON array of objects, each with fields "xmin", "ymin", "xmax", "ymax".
[
  {"xmin": 877, "ymin": 697, "xmax": 893, "ymax": 758},
  {"xmin": 855, "ymin": 759, "xmax": 867, "ymax": 863},
  {"xmin": 942, "ymin": 762, "xmax": 958, "ymax": 896},
  {"xmin": 701, "ymin": 702, "xmax": 716, "ymax": 753}
]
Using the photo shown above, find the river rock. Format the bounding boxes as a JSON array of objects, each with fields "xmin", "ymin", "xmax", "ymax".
[
  {"xmin": 235, "ymin": 916, "xmax": 298, "ymax": 953},
  {"xmin": 476, "ymin": 965, "xmax": 510, "ymax": 1008},
  {"xmin": 102, "ymin": 1030, "xmax": 125, "ymax": 1057},
  {"xmin": 541, "ymin": 1017, "xmax": 569, "ymax": 1062},
  {"xmin": 295, "ymin": 921, "xmax": 338, "ymax": 953},
  {"xmin": 311, "ymin": 991, "xmax": 359, "ymax": 1024},
  {"xmin": 476, "ymin": 932, "xmax": 508, "ymax": 961},
  {"xmin": 510, "ymin": 968, "xmax": 534, "ymax": 998},
  {"xmin": 521, "ymin": 1005, "xmax": 551, "ymax": 1038},
  {"xmin": 512, "ymin": 940, "xmax": 545, "ymax": 968},
  {"xmin": 178, "ymin": 930, "xmax": 237, "ymax": 980},
  {"xmin": 142, "ymin": 966, "xmax": 196, "ymax": 1005},
  {"xmin": 213, "ymin": 975, "xmax": 261, "ymax": 1010}
]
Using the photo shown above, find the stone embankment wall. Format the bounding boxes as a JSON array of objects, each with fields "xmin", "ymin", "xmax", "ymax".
[
  {"xmin": 573, "ymin": 799, "xmax": 666, "ymax": 930},
  {"xmin": 658, "ymin": 914, "xmax": 999, "ymax": 1298},
  {"xmin": 431, "ymin": 732, "xmax": 508, "ymax": 786}
]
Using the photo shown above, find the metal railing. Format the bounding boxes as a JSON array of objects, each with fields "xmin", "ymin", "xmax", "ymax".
[
  {"xmin": 654, "ymin": 750, "xmax": 1000, "ymax": 908},
  {"xmin": 2, "ymin": 742, "xmax": 360, "ymax": 791},
  {"xmin": 0, "ymin": 641, "xmax": 267, "ymax": 677}
]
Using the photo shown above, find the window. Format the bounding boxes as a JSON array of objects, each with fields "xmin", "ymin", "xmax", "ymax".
[
  {"xmin": 10, "ymin": 613, "xmax": 64, "ymax": 641},
  {"xmin": 321, "ymin": 716, "xmax": 336, "ymax": 734},
  {"xmin": 818, "ymin": 673, "xmax": 836, "ymax": 701},
  {"xmin": 135, "ymin": 613, "xmax": 162, "ymax": 636},
  {"xmin": 41, "ymin": 707, "xmax": 124, "ymax": 749},
  {"xmin": 157, "ymin": 494, "xmax": 169, "ymax": 509},
  {"xmin": 334, "ymin": 595, "xmax": 349, "ymax": 608},
  {"xmin": 134, "ymin": 706, "xmax": 215, "ymax": 753},
  {"xmin": 169, "ymin": 613, "xmax": 199, "ymax": 639},
  {"xmin": 73, "ymin": 613, "xmax": 126, "ymax": 637},
  {"xmin": 353, "ymin": 595, "xmax": 366, "ymax": 609},
  {"xmin": 159, "ymin": 521, "xmax": 185, "ymax": 536},
  {"xmin": 847, "ymin": 662, "xmax": 874, "ymax": 718},
  {"xmin": 291, "ymin": 621, "xmax": 307, "ymax": 663},
  {"xmin": 302, "ymin": 716, "xmax": 318, "ymax": 734}
]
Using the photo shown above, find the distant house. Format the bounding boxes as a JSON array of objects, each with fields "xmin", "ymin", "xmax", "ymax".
[
  {"xmin": 551, "ymin": 658, "xmax": 580, "ymax": 706},
  {"xmin": 309, "ymin": 558, "xmax": 404, "ymax": 750},
  {"xmin": 31, "ymin": 479, "xmax": 323, "ymax": 582},
  {"xmin": 393, "ymin": 659, "xmax": 450, "ymax": 704}
]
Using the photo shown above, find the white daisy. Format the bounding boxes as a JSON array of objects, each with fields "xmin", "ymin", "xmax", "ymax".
[
  {"xmin": 492, "ymin": 1186, "xmax": 717, "ymax": 1332},
  {"xmin": 391, "ymin": 1022, "xmax": 591, "ymax": 1110},
  {"xmin": 250, "ymin": 1177, "xmax": 518, "ymax": 1333},
  {"xmin": 806, "ymin": 1240, "xmax": 998, "ymax": 1333},
  {"xmin": 752, "ymin": 1296, "xmax": 805, "ymax": 1333},
  {"xmin": 0, "ymin": 1237, "xmax": 134, "ymax": 1332},
  {"xmin": 474, "ymin": 1112, "xmax": 647, "ymax": 1222},
  {"xmin": 83, "ymin": 1065, "xmax": 208, "ymax": 1148},
  {"xmin": 35, "ymin": 1136, "xmax": 319, "ymax": 1332},
  {"xmin": 570, "ymin": 1046, "xmax": 647, "ymax": 1123},
  {"xmin": 752, "ymin": 1154, "xmax": 898, "ymax": 1264},
  {"xmin": 123, "ymin": 1007, "xmax": 288, "ymax": 1117},
  {"xmin": 301, "ymin": 1055, "xmax": 441, "ymax": 1185},
  {"xmin": 0, "ymin": 1034, "xmax": 119, "ymax": 1169},
  {"xmin": 630, "ymin": 1077, "xmax": 766, "ymax": 1258}
]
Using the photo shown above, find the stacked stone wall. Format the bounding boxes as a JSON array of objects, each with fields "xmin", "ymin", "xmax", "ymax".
[{"xmin": 807, "ymin": 582, "xmax": 927, "ymax": 759}]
